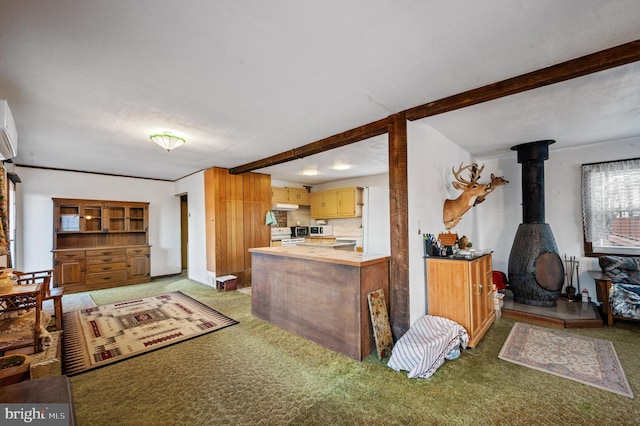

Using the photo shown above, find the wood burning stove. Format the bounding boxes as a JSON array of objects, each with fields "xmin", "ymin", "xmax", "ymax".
[{"xmin": 508, "ymin": 140, "xmax": 565, "ymax": 307}]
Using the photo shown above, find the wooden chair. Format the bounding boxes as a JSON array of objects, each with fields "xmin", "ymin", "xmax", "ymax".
[
  {"xmin": 13, "ymin": 270, "xmax": 64, "ymax": 331},
  {"xmin": 0, "ymin": 275, "xmax": 46, "ymax": 355}
]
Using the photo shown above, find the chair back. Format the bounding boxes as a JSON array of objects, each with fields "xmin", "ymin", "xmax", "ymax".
[{"xmin": 13, "ymin": 270, "xmax": 53, "ymax": 297}]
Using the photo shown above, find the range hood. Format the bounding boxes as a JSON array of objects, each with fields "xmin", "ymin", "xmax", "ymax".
[{"xmin": 272, "ymin": 203, "xmax": 299, "ymax": 211}]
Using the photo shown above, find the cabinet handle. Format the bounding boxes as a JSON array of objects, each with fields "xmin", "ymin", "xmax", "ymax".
[
  {"xmin": 102, "ymin": 276, "xmax": 113, "ymax": 280},
  {"xmin": 101, "ymin": 267, "xmax": 112, "ymax": 271},
  {"xmin": 102, "ymin": 258, "xmax": 112, "ymax": 262},
  {"xmin": 478, "ymin": 284, "xmax": 483, "ymax": 295},
  {"xmin": 65, "ymin": 253, "xmax": 77, "ymax": 257},
  {"xmin": 102, "ymin": 251, "xmax": 113, "ymax": 255}
]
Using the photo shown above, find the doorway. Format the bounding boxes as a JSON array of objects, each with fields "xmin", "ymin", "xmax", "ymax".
[{"xmin": 180, "ymin": 194, "xmax": 188, "ymax": 273}]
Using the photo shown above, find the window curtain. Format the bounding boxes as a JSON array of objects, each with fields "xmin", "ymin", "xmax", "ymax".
[
  {"xmin": 0, "ymin": 162, "xmax": 8, "ymax": 257},
  {"xmin": 581, "ymin": 158, "xmax": 640, "ymax": 244}
]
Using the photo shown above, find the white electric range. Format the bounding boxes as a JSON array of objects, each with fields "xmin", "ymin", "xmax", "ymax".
[{"xmin": 270, "ymin": 227, "xmax": 306, "ymax": 247}]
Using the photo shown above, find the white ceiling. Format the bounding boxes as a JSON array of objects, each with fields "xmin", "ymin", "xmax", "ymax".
[{"xmin": 1, "ymin": 1, "xmax": 639, "ymax": 184}]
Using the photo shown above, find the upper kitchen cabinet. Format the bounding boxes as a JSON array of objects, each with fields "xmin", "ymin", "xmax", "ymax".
[
  {"xmin": 271, "ymin": 186, "xmax": 310, "ymax": 205},
  {"xmin": 310, "ymin": 187, "xmax": 363, "ymax": 219}
]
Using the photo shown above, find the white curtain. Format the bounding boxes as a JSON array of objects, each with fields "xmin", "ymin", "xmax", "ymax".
[{"xmin": 581, "ymin": 158, "xmax": 640, "ymax": 245}]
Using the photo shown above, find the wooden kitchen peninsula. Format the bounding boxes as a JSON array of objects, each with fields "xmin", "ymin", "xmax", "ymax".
[{"xmin": 249, "ymin": 246, "xmax": 390, "ymax": 361}]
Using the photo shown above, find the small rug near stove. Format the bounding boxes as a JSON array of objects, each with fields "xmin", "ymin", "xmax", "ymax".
[
  {"xmin": 499, "ymin": 322, "xmax": 633, "ymax": 398},
  {"xmin": 63, "ymin": 291, "xmax": 238, "ymax": 376}
]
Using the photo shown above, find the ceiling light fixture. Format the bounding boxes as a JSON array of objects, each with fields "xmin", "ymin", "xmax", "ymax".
[
  {"xmin": 149, "ymin": 132, "xmax": 186, "ymax": 151},
  {"xmin": 333, "ymin": 164, "xmax": 351, "ymax": 171},
  {"xmin": 302, "ymin": 169, "xmax": 318, "ymax": 176}
]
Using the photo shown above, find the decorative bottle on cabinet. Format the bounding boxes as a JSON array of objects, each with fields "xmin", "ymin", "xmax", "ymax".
[{"xmin": 425, "ymin": 254, "xmax": 495, "ymax": 347}]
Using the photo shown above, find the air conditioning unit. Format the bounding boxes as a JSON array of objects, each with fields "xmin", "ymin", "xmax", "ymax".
[{"xmin": 0, "ymin": 100, "xmax": 18, "ymax": 160}]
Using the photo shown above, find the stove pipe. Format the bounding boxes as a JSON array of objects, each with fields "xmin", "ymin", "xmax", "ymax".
[{"xmin": 508, "ymin": 140, "xmax": 564, "ymax": 307}]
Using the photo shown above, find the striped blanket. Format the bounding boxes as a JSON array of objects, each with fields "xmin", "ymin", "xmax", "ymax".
[{"xmin": 387, "ymin": 315, "xmax": 468, "ymax": 378}]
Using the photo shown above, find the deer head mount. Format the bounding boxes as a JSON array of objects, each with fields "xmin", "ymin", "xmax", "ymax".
[{"xmin": 442, "ymin": 163, "xmax": 509, "ymax": 230}]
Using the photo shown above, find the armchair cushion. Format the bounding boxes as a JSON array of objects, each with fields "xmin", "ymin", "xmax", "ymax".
[
  {"xmin": 0, "ymin": 310, "xmax": 52, "ymax": 352},
  {"xmin": 599, "ymin": 255, "xmax": 640, "ymax": 285},
  {"xmin": 609, "ymin": 284, "xmax": 640, "ymax": 321}
]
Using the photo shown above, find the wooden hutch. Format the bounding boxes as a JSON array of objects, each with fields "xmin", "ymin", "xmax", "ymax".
[{"xmin": 52, "ymin": 198, "xmax": 150, "ymax": 293}]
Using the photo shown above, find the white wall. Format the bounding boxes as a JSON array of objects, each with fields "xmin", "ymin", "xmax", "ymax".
[
  {"xmin": 407, "ymin": 121, "xmax": 476, "ymax": 325},
  {"xmin": 174, "ymin": 171, "xmax": 213, "ymax": 286},
  {"xmin": 477, "ymin": 136, "xmax": 640, "ymax": 302},
  {"xmin": 15, "ymin": 167, "xmax": 181, "ymax": 277}
]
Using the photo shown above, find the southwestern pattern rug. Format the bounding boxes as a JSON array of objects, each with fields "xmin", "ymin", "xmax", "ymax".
[
  {"xmin": 63, "ymin": 291, "xmax": 238, "ymax": 376},
  {"xmin": 499, "ymin": 322, "xmax": 634, "ymax": 398}
]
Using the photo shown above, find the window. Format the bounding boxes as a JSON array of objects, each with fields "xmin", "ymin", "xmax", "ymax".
[{"xmin": 581, "ymin": 158, "xmax": 640, "ymax": 256}]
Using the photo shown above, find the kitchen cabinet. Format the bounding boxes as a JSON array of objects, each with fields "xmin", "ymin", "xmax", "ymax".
[
  {"xmin": 271, "ymin": 186, "xmax": 309, "ymax": 205},
  {"xmin": 310, "ymin": 187, "xmax": 363, "ymax": 219},
  {"xmin": 52, "ymin": 198, "xmax": 150, "ymax": 293},
  {"xmin": 426, "ymin": 254, "xmax": 495, "ymax": 347}
]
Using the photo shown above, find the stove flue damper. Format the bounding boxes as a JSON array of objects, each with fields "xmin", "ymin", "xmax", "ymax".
[{"xmin": 507, "ymin": 140, "xmax": 564, "ymax": 307}]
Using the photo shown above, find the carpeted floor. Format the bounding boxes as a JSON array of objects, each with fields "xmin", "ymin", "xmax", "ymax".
[{"xmin": 68, "ymin": 278, "xmax": 640, "ymax": 425}]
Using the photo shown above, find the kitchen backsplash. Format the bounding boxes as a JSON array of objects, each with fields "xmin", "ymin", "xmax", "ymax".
[
  {"xmin": 273, "ymin": 210, "xmax": 288, "ymax": 227},
  {"xmin": 270, "ymin": 206, "xmax": 363, "ymax": 238}
]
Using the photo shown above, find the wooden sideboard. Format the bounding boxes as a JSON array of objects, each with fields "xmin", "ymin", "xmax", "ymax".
[
  {"xmin": 52, "ymin": 198, "xmax": 150, "ymax": 293},
  {"xmin": 426, "ymin": 254, "xmax": 495, "ymax": 347}
]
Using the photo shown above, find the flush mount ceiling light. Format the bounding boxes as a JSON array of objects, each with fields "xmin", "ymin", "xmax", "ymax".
[
  {"xmin": 302, "ymin": 169, "xmax": 318, "ymax": 176},
  {"xmin": 333, "ymin": 163, "xmax": 351, "ymax": 171},
  {"xmin": 149, "ymin": 132, "xmax": 186, "ymax": 151}
]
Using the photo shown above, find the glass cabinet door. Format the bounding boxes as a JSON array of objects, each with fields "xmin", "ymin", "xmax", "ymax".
[
  {"xmin": 108, "ymin": 205, "xmax": 126, "ymax": 232},
  {"xmin": 81, "ymin": 203, "xmax": 104, "ymax": 232},
  {"xmin": 128, "ymin": 206, "xmax": 146, "ymax": 232},
  {"xmin": 58, "ymin": 203, "xmax": 81, "ymax": 232}
]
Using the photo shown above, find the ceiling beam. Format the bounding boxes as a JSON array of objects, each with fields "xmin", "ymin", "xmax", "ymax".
[
  {"xmin": 230, "ymin": 150, "xmax": 297, "ymax": 175},
  {"xmin": 230, "ymin": 39, "xmax": 640, "ymax": 174},
  {"xmin": 230, "ymin": 117, "xmax": 389, "ymax": 174},
  {"xmin": 404, "ymin": 39, "xmax": 640, "ymax": 121}
]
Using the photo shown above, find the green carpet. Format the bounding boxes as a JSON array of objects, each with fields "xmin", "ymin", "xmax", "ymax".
[{"xmin": 69, "ymin": 278, "xmax": 640, "ymax": 425}]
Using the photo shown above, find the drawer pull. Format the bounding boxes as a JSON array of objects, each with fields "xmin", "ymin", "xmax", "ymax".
[
  {"xmin": 65, "ymin": 254, "xmax": 77, "ymax": 257},
  {"xmin": 101, "ymin": 267, "xmax": 113, "ymax": 271},
  {"xmin": 132, "ymin": 249, "xmax": 142, "ymax": 253},
  {"xmin": 102, "ymin": 251, "xmax": 113, "ymax": 255},
  {"xmin": 102, "ymin": 258, "xmax": 112, "ymax": 262},
  {"xmin": 102, "ymin": 276, "xmax": 113, "ymax": 280}
]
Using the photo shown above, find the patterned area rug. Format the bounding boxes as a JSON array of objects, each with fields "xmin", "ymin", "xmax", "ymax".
[
  {"xmin": 63, "ymin": 291, "xmax": 238, "ymax": 376},
  {"xmin": 499, "ymin": 322, "xmax": 633, "ymax": 398}
]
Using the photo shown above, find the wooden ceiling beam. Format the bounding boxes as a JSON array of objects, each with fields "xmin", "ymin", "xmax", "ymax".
[
  {"xmin": 229, "ymin": 150, "xmax": 297, "ymax": 175},
  {"xmin": 230, "ymin": 40, "xmax": 640, "ymax": 174},
  {"xmin": 230, "ymin": 117, "xmax": 389, "ymax": 174},
  {"xmin": 293, "ymin": 117, "xmax": 390, "ymax": 158},
  {"xmin": 405, "ymin": 39, "xmax": 640, "ymax": 121}
]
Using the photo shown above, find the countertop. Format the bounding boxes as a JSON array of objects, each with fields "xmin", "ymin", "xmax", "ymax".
[
  {"xmin": 249, "ymin": 246, "xmax": 389, "ymax": 267},
  {"xmin": 425, "ymin": 252, "xmax": 492, "ymax": 261},
  {"xmin": 296, "ymin": 241, "xmax": 355, "ymax": 249}
]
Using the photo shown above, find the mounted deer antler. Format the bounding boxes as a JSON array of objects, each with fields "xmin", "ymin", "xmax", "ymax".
[{"xmin": 443, "ymin": 163, "xmax": 507, "ymax": 230}]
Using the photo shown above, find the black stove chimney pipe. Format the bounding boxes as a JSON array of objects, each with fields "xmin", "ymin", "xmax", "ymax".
[{"xmin": 511, "ymin": 139, "xmax": 555, "ymax": 224}]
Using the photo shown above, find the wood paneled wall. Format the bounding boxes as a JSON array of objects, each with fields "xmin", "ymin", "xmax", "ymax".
[{"xmin": 204, "ymin": 167, "xmax": 271, "ymax": 285}]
